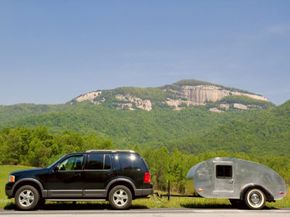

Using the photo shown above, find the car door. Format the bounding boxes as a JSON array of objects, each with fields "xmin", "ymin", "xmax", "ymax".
[
  {"xmin": 82, "ymin": 153, "xmax": 115, "ymax": 198},
  {"xmin": 45, "ymin": 154, "xmax": 85, "ymax": 198},
  {"xmin": 213, "ymin": 162, "xmax": 235, "ymax": 197}
]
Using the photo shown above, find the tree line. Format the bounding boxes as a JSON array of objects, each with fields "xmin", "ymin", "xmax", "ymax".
[{"xmin": 0, "ymin": 127, "xmax": 289, "ymax": 192}]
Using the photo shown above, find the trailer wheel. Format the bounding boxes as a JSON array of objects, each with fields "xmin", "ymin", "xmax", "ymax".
[{"xmin": 244, "ymin": 188, "xmax": 265, "ymax": 209}]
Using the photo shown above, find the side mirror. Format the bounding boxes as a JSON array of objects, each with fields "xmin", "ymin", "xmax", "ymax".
[{"xmin": 53, "ymin": 166, "xmax": 59, "ymax": 172}]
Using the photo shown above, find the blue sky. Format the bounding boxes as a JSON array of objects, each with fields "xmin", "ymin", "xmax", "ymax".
[{"xmin": 0, "ymin": 0, "xmax": 290, "ymax": 105}]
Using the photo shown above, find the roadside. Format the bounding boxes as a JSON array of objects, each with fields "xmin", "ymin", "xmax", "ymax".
[{"xmin": 1, "ymin": 208, "xmax": 290, "ymax": 217}]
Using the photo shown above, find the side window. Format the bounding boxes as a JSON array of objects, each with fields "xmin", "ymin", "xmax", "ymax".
[
  {"xmin": 58, "ymin": 155, "xmax": 84, "ymax": 171},
  {"xmin": 216, "ymin": 165, "xmax": 232, "ymax": 179},
  {"xmin": 86, "ymin": 153, "xmax": 111, "ymax": 170},
  {"xmin": 104, "ymin": 154, "xmax": 111, "ymax": 170},
  {"xmin": 119, "ymin": 153, "xmax": 146, "ymax": 170}
]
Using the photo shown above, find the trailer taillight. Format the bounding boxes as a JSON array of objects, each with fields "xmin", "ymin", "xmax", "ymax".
[
  {"xmin": 197, "ymin": 187, "xmax": 204, "ymax": 192},
  {"xmin": 144, "ymin": 172, "xmax": 151, "ymax": 184},
  {"xmin": 278, "ymin": 191, "xmax": 285, "ymax": 195}
]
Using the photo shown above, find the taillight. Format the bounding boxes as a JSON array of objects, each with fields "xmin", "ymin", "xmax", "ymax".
[
  {"xmin": 143, "ymin": 172, "xmax": 151, "ymax": 184},
  {"xmin": 278, "ymin": 191, "xmax": 285, "ymax": 195}
]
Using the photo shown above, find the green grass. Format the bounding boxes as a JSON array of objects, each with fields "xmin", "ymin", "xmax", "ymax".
[
  {"xmin": 133, "ymin": 196, "xmax": 231, "ymax": 209},
  {"xmin": 0, "ymin": 165, "xmax": 32, "ymax": 209},
  {"xmin": 0, "ymin": 165, "xmax": 289, "ymax": 209}
]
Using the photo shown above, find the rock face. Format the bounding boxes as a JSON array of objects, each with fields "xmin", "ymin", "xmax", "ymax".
[
  {"xmin": 70, "ymin": 79, "xmax": 270, "ymax": 112},
  {"xmin": 164, "ymin": 84, "xmax": 268, "ymax": 111},
  {"xmin": 209, "ymin": 107, "xmax": 223, "ymax": 113},
  {"xmin": 168, "ymin": 85, "xmax": 229, "ymax": 105},
  {"xmin": 165, "ymin": 85, "xmax": 267, "ymax": 108},
  {"xmin": 165, "ymin": 98, "xmax": 198, "ymax": 110},
  {"xmin": 233, "ymin": 103, "xmax": 248, "ymax": 110},
  {"xmin": 115, "ymin": 94, "xmax": 152, "ymax": 111},
  {"xmin": 74, "ymin": 91, "xmax": 102, "ymax": 103},
  {"xmin": 219, "ymin": 104, "xmax": 230, "ymax": 111}
]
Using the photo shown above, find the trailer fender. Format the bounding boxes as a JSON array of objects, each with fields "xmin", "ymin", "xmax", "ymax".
[{"xmin": 240, "ymin": 184, "xmax": 274, "ymax": 202}]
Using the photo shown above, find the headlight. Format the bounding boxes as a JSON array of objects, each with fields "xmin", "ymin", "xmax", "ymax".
[{"xmin": 8, "ymin": 175, "xmax": 15, "ymax": 183}]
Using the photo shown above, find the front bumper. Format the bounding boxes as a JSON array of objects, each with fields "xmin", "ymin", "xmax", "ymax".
[{"xmin": 5, "ymin": 182, "xmax": 14, "ymax": 198}]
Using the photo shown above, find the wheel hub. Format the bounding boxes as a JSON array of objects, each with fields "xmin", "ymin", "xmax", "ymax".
[
  {"xmin": 113, "ymin": 189, "xmax": 128, "ymax": 207},
  {"xmin": 250, "ymin": 193, "xmax": 260, "ymax": 204},
  {"xmin": 19, "ymin": 190, "xmax": 34, "ymax": 207}
]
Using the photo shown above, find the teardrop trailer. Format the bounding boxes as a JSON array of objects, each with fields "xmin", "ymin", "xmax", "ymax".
[{"xmin": 184, "ymin": 157, "xmax": 287, "ymax": 209}]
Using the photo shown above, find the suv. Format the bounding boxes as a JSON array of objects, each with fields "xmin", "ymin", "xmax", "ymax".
[{"xmin": 6, "ymin": 150, "xmax": 153, "ymax": 210}]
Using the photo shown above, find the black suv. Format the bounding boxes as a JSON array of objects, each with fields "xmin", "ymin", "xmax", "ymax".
[{"xmin": 6, "ymin": 150, "xmax": 153, "ymax": 210}]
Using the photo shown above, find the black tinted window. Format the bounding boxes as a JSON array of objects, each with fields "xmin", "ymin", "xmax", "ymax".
[
  {"xmin": 216, "ymin": 165, "xmax": 232, "ymax": 179},
  {"xmin": 119, "ymin": 153, "xmax": 146, "ymax": 170},
  {"xmin": 104, "ymin": 154, "xmax": 111, "ymax": 169},
  {"xmin": 86, "ymin": 153, "xmax": 111, "ymax": 170}
]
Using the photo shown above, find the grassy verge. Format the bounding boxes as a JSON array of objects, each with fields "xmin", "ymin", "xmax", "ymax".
[
  {"xmin": 133, "ymin": 188, "xmax": 290, "ymax": 209},
  {"xmin": 0, "ymin": 165, "xmax": 32, "ymax": 209},
  {"xmin": 0, "ymin": 165, "xmax": 289, "ymax": 209},
  {"xmin": 133, "ymin": 196, "xmax": 231, "ymax": 209}
]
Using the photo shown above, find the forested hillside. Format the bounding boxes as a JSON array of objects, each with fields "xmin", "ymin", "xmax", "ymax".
[
  {"xmin": 0, "ymin": 100, "xmax": 289, "ymax": 156},
  {"xmin": 0, "ymin": 126, "xmax": 289, "ymax": 192}
]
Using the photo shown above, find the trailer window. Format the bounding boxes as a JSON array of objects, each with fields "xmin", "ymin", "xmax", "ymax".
[{"xmin": 216, "ymin": 165, "xmax": 232, "ymax": 179}]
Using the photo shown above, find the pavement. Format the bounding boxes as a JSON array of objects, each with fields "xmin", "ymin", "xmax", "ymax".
[{"xmin": 1, "ymin": 208, "xmax": 290, "ymax": 217}]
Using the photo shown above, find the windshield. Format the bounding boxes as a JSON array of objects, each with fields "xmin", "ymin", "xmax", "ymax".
[{"xmin": 47, "ymin": 155, "xmax": 67, "ymax": 169}]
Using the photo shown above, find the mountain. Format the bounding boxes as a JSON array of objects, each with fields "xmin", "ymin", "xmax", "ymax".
[
  {"xmin": 0, "ymin": 79, "xmax": 288, "ymax": 156},
  {"xmin": 70, "ymin": 79, "xmax": 273, "ymax": 112}
]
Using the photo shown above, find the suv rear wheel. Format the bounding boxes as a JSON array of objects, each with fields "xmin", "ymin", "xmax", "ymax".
[
  {"xmin": 15, "ymin": 185, "xmax": 40, "ymax": 210},
  {"xmin": 109, "ymin": 185, "xmax": 132, "ymax": 210}
]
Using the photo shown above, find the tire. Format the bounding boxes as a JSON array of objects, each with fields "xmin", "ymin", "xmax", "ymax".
[
  {"xmin": 244, "ymin": 188, "xmax": 266, "ymax": 210},
  {"xmin": 15, "ymin": 185, "xmax": 40, "ymax": 210},
  {"xmin": 108, "ymin": 185, "xmax": 132, "ymax": 210},
  {"xmin": 229, "ymin": 199, "xmax": 245, "ymax": 209}
]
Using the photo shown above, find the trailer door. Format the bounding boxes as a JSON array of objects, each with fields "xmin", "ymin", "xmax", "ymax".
[{"xmin": 213, "ymin": 163, "xmax": 234, "ymax": 197}]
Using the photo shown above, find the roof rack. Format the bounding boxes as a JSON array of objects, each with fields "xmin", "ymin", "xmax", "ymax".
[{"xmin": 85, "ymin": 149, "xmax": 135, "ymax": 153}]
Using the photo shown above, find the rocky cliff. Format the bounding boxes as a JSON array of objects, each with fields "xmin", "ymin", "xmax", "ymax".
[
  {"xmin": 71, "ymin": 79, "xmax": 271, "ymax": 112},
  {"xmin": 115, "ymin": 94, "xmax": 152, "ymax": 111}
]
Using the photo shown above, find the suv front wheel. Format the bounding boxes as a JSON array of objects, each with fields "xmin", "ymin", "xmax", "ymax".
[
  {"xmin": 109, "ymin": 185, "xmax": 132, "ymax": 210},
  {"xmin": 15, "ymin": 185, "xmax": 40, "ymax": 210}
]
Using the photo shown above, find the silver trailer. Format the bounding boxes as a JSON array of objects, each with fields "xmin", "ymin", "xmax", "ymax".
[{"xmin": 186, "ymin": 157, "xmax": 287, "ymax": 209}]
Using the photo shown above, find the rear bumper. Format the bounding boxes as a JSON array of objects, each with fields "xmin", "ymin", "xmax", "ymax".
[
  {"xmin": 135, "ymin": 187, "xmax": 153, "ymax": 198},
  {"xmin": 141, "ymin": 188, "xmax": 153, "ymax": 196}
]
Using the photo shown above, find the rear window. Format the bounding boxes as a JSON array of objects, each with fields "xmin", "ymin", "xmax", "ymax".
[
  {"xmin": 85, "ymin": 153, "xmax": 111, "ymax": 170},
  {"xmin": 119, "ymin": 153, "xmax": 147, "ymax": 171}
]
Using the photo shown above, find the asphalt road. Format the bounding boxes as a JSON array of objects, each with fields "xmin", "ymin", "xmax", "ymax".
[{"xmin": 1, "ymin": 209, "xmax": 290, "ymax": 217}]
